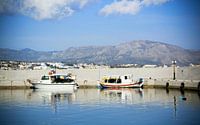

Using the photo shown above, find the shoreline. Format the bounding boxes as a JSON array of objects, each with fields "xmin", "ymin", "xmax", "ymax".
[
  {"xmin": 0, "ymin": 67, "xmax": 200, "ymax": 91},
  {"xmin": 0, "ymin": 82, "xmax": 199, "ymax": 91}
]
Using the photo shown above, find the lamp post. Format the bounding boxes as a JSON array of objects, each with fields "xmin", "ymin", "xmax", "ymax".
[{"xmin": 172, "ymin": 60, "xmax": 176, "ymax": 80}]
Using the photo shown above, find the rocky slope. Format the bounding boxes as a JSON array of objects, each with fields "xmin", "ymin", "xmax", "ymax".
[{"xmin": 0, "ymin": 40, "xmax": 199, "ymax": 66}]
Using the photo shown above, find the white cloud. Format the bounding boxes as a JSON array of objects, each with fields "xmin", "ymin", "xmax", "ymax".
[
  {"xmin": 0, "ymin": 0, "xmax": 170, "ymax": 19},
  {"xmin": 100, "ymin": 0, "xmax": 141, "ymax": 16},
  {"xmin": 142, "ymin": 0, "xmax": 170, "ymax": 6},
  {"xmin": 0, "ymin": 0, "xmax": 92, "ymax": 20},
  {"xmin": 100, "ymin": 0, "xmax": 170, "ymax": 16}
]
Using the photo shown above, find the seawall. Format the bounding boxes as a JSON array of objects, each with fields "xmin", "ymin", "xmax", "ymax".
[{"xmin": 0, "ymin": 66, "xmax": 200, "ymax": 90}]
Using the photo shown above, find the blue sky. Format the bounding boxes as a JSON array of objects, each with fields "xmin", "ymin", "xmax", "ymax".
[{"xmin": 0, "ymin": 0, "xmax": 200, "ymax": 51}]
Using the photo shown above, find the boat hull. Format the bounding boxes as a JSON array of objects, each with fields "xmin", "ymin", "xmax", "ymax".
[
  {"xmin": 99, "ymin": 82, "xmax": 143, "ymax": 88},
  {"xmin": 31, "ymin": 83, "xmax": 77, "ymax": 91}
]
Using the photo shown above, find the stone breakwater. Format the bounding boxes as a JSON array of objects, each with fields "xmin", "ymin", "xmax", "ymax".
[{"xmin": 0, "ymin": 66, "xmax": 200, "ymax": 90}]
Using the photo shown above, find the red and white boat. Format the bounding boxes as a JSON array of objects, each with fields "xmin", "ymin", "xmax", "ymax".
[{"xmin": 98, "ymin": 75, "xmax": 144, "ymax": 88}]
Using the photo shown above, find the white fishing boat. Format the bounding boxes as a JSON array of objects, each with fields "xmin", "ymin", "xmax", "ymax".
[
  {"xmin": 98, "ymin": 74, "xmax": 144, "ymax": 88},
  {"xmin": 30, "ymin": 70, "xmax": 78, "ymax": 90}
]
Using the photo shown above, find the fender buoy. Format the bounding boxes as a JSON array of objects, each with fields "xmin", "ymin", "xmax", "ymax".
[
  {"xmin": 166, "ymin": 82, "xmax": 169, "ymax": 88},
  {"xmin": 198, "ymin": 82, "xmax": 200, "ymax": 91},
  {"xmin": 180, "ymin": 82, "xmax": 184, "ymax": 90}
]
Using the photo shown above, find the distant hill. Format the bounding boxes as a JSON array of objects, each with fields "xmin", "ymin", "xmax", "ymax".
[{"xmin": 0, "ymin": 40, "xmax": 200, "ymax": 66}]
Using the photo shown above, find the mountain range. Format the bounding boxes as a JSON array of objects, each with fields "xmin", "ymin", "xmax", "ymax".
[{"xmin": 0, "ymin": 40, "xmax": 200, "ymax": 66}]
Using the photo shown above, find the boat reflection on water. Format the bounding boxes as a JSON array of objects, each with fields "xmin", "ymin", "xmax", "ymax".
[
  {"xmin": 99, "ymin": 88, "xmax": 144, "ymax": 104},
  {"xmin": 0, "ymin": 88, "xmax": 200, "ymax": 125},
  {"xmin": 28, "ymin": 88, "xmax": 77, "ymax": 112}
]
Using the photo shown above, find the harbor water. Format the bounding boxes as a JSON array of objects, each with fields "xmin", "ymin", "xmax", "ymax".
[{"xmin": 0, "ymin": 88, "xmax": 200, "ymax": 125}]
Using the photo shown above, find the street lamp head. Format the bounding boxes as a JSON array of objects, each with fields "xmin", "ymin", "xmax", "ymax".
[{"xmin": 172, "ymin": 60, "xmax": 176, "ymax": 64}]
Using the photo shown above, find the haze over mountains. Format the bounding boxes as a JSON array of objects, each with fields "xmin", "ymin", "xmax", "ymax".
[{"xmin": 0, "ymin": 40, "xmax": 200, "ymax": 66}]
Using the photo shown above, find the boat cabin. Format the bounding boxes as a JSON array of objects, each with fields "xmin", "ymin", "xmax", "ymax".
[
  {"xmin": 102, "ymin": 75, "xmax": 133, "ymax": 84},
  {"xmin": 41, "ymin": 74, "xmax": 74, "ymax": 83}
]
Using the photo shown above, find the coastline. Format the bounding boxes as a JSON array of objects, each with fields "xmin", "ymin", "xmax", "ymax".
[
  {"xmin": 0, "ymin": 80, "xmax": 199, "ymax": 91},
  {"xmin": 0, "ymin": 66, "xmax": 200, "ymax": 91}
]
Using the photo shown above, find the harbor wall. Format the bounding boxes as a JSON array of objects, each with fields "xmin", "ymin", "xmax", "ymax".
[{"xmin": 0, "ymin": 66, "xmax": 200, "ymax": 90}]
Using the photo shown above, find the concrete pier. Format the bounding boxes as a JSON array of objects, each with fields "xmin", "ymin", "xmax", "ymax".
[
  {"xmin": 143, "ymin": 78, "xmax": 200, "ymax": 90},
  {"xmin": 0, "ymin": 66, "xmax": 200, "ymax": 90}
]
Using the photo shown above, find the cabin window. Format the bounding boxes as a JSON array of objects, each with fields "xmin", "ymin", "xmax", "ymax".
[
  {"xmin": 54, "ymin": 75, "xmax": 74, "ymax": 83},
  {"xmin": 51, "ymin": 76, "xmax": 56, "ymax": 83},
  {"xmin": 124, "ymin": 76, "xmax": 128, "ymax": 80},
  {"xmin": 117, "ymin": 79, "xmax": 121, "ymax": 83},
  {"xmin": 104, "ymin": 79, "xmax": 108, "ymax": 83},
  {"xmin": 108, "ymin": 78, "xmax": 116, "ymax": 83},
  {"xmin": 63, "ymin": 78, "xmax": 74, "ymax": 83},
  {"xmin": 41, "ymin": 76, "xmax": 49, "ymax": 80}
]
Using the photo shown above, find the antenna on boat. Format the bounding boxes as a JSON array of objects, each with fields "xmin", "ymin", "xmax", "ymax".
[
  {"xmin": 98, "ymin": 65, "xmax": 101, "ymax": 81},
  {"xmin": 97, "ymin": 65, "xmax": 101, "ymax": 88},
  {"xmin": 54, "ymin": 63, "xmax": 56, "ymax": 74}
]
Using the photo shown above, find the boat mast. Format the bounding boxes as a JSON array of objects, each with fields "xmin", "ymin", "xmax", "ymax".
[
  {"xmin": 54, "ymin": 63, "xmax": 56, "ymax": 73},
  {"xmin": 98, "ymin": 65, "xmax": 101, "ymax": 81}
]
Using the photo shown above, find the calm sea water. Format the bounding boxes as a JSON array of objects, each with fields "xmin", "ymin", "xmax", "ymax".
[{"xmin": 0, "ymin": 88, "xmax": 200, "ymax": 125}]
